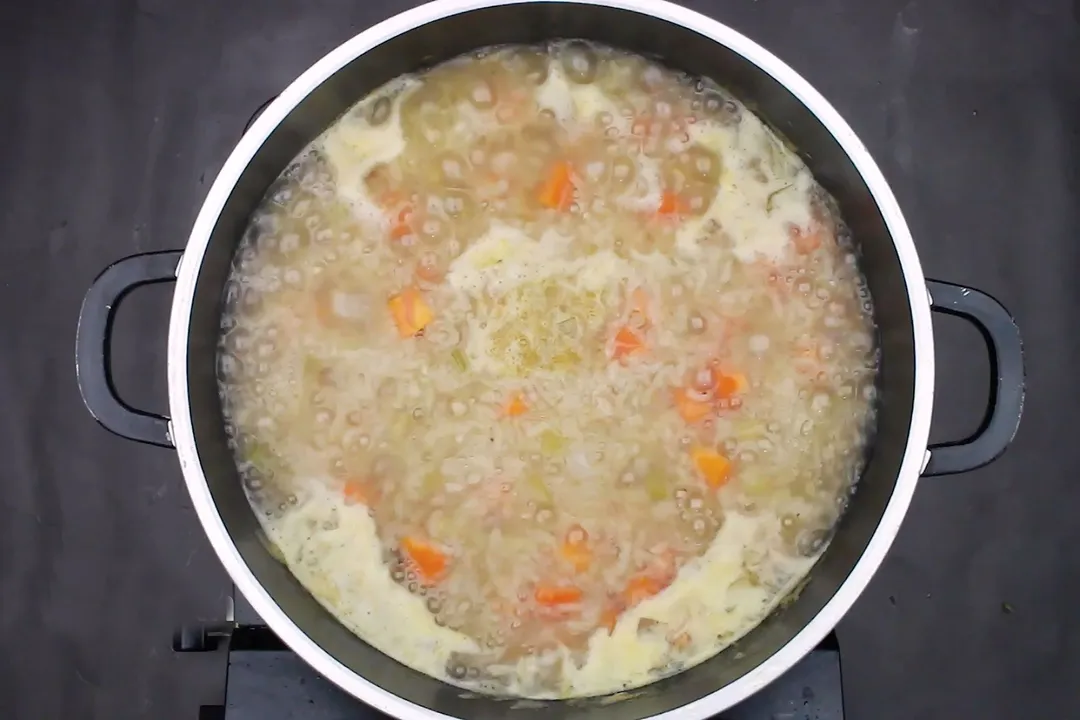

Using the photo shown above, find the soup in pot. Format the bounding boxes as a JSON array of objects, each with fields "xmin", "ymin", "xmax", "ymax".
[{"xmin": 217, "ymin": 42, "xmax": 877, "ymax": 698}]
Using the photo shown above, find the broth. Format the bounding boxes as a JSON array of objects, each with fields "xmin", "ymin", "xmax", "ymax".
[{"xmin": 217, "ymin": 42, "xmax": 877, "ymax": 698}]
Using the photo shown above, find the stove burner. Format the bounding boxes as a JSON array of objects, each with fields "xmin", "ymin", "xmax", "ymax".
[{"xmin": 180, "ymin": 590, "xmax": 844, "ymax": 720}]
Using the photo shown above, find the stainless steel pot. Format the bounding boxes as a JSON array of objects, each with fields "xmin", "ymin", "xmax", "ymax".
[{"xmin": 74, "ymin": 0, "xmax": 1025, "ymax": 717}]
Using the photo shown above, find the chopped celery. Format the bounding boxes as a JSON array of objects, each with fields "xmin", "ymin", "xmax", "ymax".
[
  {"xmin": 739, "ymin": 468, "xmax": 771, "ymax": 497},
  {"xmin": 526, "ymin": 474, "xmax": 553, "ymax": 503},
  {"xmin": 390, "ymin": 412, "xmax": 411, "ymax": 439},
  {"xmin": 423, "ymin": 471, "xmax": 444, "ymax": 494},
  {"xmin": 245, "ymin": 440, "xmax": 276, "ymax": 476},
  {"xmin": 644, "ymin": 471, "xmax": 668, "ymax": 501},
  {"xmin": 732, "ymin": 418, "xmax": 766, "ymax": 440},
  {"xmin": 303, "ymin": 355, "xmax": 324, "ymax": 387},
  {"xmin": 539, "ymin": 429, "xmax": 567, "ymax": 455},
  {"xmin": 451, "ymin": 348, "xmax": 469, "ymax": 372},
  {"xmin": 550, "ymin": 350, "xmax": 581, "ymax": 369}
]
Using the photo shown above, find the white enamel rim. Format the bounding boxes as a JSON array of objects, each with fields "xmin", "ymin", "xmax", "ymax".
[{"xmin": 167, "ymin": 0, "xmax": 934, "ymax": 717}]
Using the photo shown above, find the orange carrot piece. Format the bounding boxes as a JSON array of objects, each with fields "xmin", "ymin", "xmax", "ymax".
[
  {"xmin": 342, "ymin": 479, "xmax": 372, "ymax": 506},
  {"xmin": 790, "ymin": 225, "xmax": 822, "ymax": 254},
  {"xmin": 692, "ymin": 448, "xmax": 732, "ymax": 488},
  {"xmin": 611, "ymin": 326, "xmax": 646, "ymax": 360},
  {"xmin": 389, "ymin": 205, "xmax": 414, "ymax": 241},
  {"xmin": 503, "ymin": 391, "xmax": 529, "ymax": 417},
  {"xmin": 624, "ymin": 575, "xmax": 666, "ymax": 607},
  {"xmin": 600, "ymin": 604, "xmax": 622, "ymax": 634},
  {"xmin": 535, "ymin": 585, "xmax": 583, "ymax": 606},
  {"xmin": 560, "ymin": 525, "xmax": 592, "ymax": 573},
  {"xmin": 401, "ymin": 536, "xmax": 448, "ymax": 582},
  {"xmin": 713, "ymin": 370, "xmax": 748, "ymax": 399},
  {"xmin": 538, "ymin": 161, "xmax": 575, "ymax": 210},
  {"xmin": 673, "ymin": 387, "xmax": 712, "ymax": 424},
  {"xmin": 388, "ymin": 287, "xmax": 433, "ymax": 338},
  {"xmin": 561, "ymin": 543, "xmax": 592, "ymax": 573},
  {"xmin": 656, "ymin": 190, "xmax": 683, "ymax": 216}
]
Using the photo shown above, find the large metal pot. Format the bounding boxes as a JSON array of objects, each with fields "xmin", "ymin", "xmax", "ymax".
[{"xmin": 74, "ymin": 0, "xmax": 1025, "ymax": 717}]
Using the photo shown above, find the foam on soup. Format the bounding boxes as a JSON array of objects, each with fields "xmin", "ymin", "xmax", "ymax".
[{"xmin": 217, "ymin": 42, "xmax": 878, "ymax": 699}]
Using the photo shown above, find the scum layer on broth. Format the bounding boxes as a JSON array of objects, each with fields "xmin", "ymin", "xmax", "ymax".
[{"xmin": 217, "ymin": 42, "xmax": 878, "ymax": 699}]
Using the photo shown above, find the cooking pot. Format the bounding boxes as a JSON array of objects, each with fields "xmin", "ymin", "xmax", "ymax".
[{"xmin": 74, "ymin": 0, "xmax": 1025, "ymax": 717}]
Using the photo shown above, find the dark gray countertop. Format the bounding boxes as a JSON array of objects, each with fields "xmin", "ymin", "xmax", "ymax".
[{"xmin": 1, "ymin": 0, "xmax": 1077, "ymax": 718}]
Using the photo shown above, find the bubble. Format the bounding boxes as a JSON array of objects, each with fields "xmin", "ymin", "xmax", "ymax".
[
  {"xmin": 641, "ymin": 64, "xmax": 664, "ymax": 88},
  {"xmin": 279, "ymin": 233, "xmax": 302, "ymax": 254},
  {"xmin": 562, "ymin": 42, "xmax": 598, "ymax": 83}
]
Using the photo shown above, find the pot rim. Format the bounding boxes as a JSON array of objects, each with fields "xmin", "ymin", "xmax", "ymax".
[{"xmin": 167, "ymin": 0, "xmax": 935, "ymax": 717}]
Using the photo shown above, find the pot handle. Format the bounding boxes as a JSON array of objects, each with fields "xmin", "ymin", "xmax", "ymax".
[
  {"xmin": 923, "ymin": 280, "xmax": 1024, "ymax": 476},
  {"xmin": 75, "ymin": 251, "xmax": 183, "ymax": 448}
]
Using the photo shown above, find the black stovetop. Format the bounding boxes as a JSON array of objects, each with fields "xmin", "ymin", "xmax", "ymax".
[{"xmin": 177, "ymin": 591, "xmax": 843, "ymax": 720}]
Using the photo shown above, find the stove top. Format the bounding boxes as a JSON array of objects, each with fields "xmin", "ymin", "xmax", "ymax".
[{"xmin": 178, "ymin": 590, "xmax": 843, "ymax": 720}]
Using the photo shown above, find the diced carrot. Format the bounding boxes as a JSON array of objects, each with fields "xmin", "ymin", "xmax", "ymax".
[
  {"xmin": 388, "ymin": 287, "xmax": 433, "ymax": 338},
  {"xmin": 656, "ymin": 191, "xmax": 684, "ymax": 216},
  {"xmin": 389, "ymin": 205, "xmax": 414, "ymax": 241},
  {"xmin": 713, "ymin": 370, "xmax": 748, "ymax": 399},
  {"xmin": 560, "ymin": 525, "xmax": 592, "ymax": 573},
  {"xmin": 624, "ymin": 575, "xmax": 666, "ymax": 607},
  {"xmin": 560, "ymin": 542, "xmax": 592, "ymax": 573},
  {"xmin": 600, "ymin": 604, "xmax": 622, "ymax": 635},
  {"xmin": 342, "ymin": 479, "xmax": 372, "ymax": 506},
  {"xmin": 692, "ymin": 448, "xmax": 732, "ymax": 488},
  {"xmin": 538, "ymin": 161, "xmax": 575, "ymax": 211},
  {"xmin": 673, "ymin": 387, "xmax": 712, "ymax": 424},
  {"xmin": 401, "ymin": 536, "xmax": 448, "ymax": 582},
  {"xmin": 535, "ymin": 585, "xmax": 583, "ymax": 606},
  {"xmin": 611, "ymin": 326, "xmax": 646, "ymax": 361},
  {"xmin": 502, "ymin": 391, "xmax": 528, "ymax": 417},
  {"xmin": 790, "ymin": 225, "xmax": 822, "ymax": 254}
]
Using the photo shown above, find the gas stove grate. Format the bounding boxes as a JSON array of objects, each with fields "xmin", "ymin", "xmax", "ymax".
[{"xmin": 179, "ymin": 591, "xmax": 843, "ymax": 720}]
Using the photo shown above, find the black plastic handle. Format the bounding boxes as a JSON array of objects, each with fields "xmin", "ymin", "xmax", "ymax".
[
  {"xmin": 923, "ymin": 280, "xmax": 1025, "ymax": 476},
  {"xmin": 75, "ymin": 251, "xmax": 183, "ymax": 448}
]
